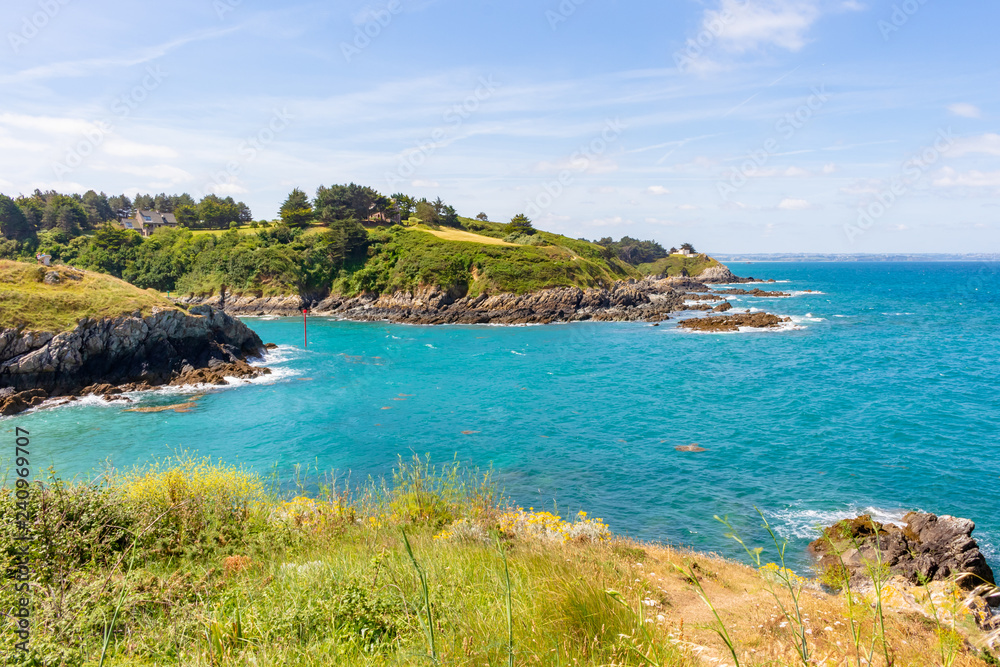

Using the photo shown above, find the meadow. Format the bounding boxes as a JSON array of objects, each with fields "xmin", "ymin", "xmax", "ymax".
[{"xmin": 2, "ymin": 455, "xmax": 997, "ymax": 666}]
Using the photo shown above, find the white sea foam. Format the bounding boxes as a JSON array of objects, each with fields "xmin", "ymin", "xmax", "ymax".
[
  {"xmin": 790, "ymin": 314, "xmax": 827, "ymax": 323},
  {"xmin": 765, "ymin": 506, "xmax": 912, "ymax": 540},
  {"xmin": 789, "ymin": 290, "xmax": 826, "ymax": 297},
  {"xmin": 511, "ymin": 350, "xmax": 526, "ymax": 356}
]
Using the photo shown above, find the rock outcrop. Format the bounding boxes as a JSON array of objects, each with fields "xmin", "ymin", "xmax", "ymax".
[
  {"xmin": 715, "ymin": 288, "xmax": 792, "ymax": 297},
  {"xmin": 180, "ymin": 280, "xmax": 697, "ymax": 325},
  {"xmin": 810, "ymin": 513, "xmax": 996, "ymax": 593},
  {"xmin": 677, "ymin": 312, "xmax": 791, "ymax": 332},
  {"xmin": 691, "ymin": 264, "xmax": 755, "ymax": 284},
  {"xmin": 0, "ymin": 305, "xmax": 267, "ymax": 415}
]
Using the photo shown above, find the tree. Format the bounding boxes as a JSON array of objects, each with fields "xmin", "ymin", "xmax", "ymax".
[
  {"xmin": 82, "ymin": 190, "xmax": 114, "ymax": 224},
  {"xmin": 680, "ymin": 243, "xmax": 695, "ymax": 253},
  {"xmin": 476, "ymin": 212, "xmax": 489, "ymax": 221},
  {"xmin": 507, "ymin": 213, "xmax": 534, "ymax": 235},
  {"xmin": 414, "ymin": 199, "xmax": 438, "ymax": 225},
  {"xmin": 41, "ymin": 195, "xmax": 88, "ymax": 235},
  {"xmin": 0, "ymin": 195, "xmax": 33, "ymax": 241},
  {"xmin": 669, "ymin": 247, "xmax": 678, "ymax": 254},
  {"xmin": 133, "ymin": 193, "xmax": 155, "ymax": 210},
  {"xmin": 175, "ymin": 204, "xmax": 199, "ymax": 227},
  {"xmin": 391, "ymin": 193, "xmax": 415, "ymax": 219},
  {"xmin": 280, "ymin": 188, "xmax": 314, "ymax": 228}
]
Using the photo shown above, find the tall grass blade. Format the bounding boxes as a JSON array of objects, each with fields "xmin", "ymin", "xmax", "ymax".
[{"xmin": 402, "ymin": 528, "xmax": 438, "ymax": 663}]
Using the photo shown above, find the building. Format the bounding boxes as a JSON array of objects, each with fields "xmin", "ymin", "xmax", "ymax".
[
  {"xmin": 128, "ymin": 210, "xmax": 178, "ymax": 237},
  {"xmin": 673, "ymin": 247, "xmax": 694, "ymax": 257}
]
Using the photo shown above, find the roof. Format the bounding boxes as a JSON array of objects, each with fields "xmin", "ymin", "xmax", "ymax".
[{"xmin": 135, "ymin": 210, "xmax": 177, "ymax": 225}]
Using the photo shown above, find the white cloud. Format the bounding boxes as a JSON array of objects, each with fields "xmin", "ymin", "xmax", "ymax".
[
  {"xmin": 208, "ymin": 181, "xmax": 249, "ymax": 196},
  {"xmin": 948, "ymin": 103, "xmax": 982, "ymax": 119},
  {"xmin": 784, "ymin": 166, "xmax": 809, "ymax": 177},
  {"xmin": 778, "ymin": 197, "xmax": 811, "ymax": 210},
  {"xmin": 105, "ymin": 164, "xmax": 193, "ymax": 186},
  {"xmin": 707, "ymin": 0, "xmax": 822, "ymax": 53},
  {"xmin": 103, "ymin": 138, "xmax": 178, "ymax": 159},
  {"xmin": 932, "ymin": 167, "xmax": 1000, "ymax": 189},
  {"xmin": 411, "ymin": 179, "xmax": 440, "ymax": 188},
  {"xmin": 677, "ymin": 204, "xmax": 699, "ymax": 210},
  {"xmin": 646, "ymin": 185, "xmax": 670, "ymax": 195},
  {"xmin": 822, "ymin": 163, "xmax": 836, "ymax": 174},
  {"xmin": 950, "ymin": 133, "xmax": 1000, "ymax": 157}
]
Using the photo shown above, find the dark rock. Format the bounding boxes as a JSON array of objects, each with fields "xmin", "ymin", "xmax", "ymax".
[
  {"xmin": 810, "ymin": 513, "xmax": 996, "ymax": 591},
  {"xmin": 712, "ymin": 301, "xmax": 733, "ymax": 313},
  {"xmin": 0, "ymin": 389, "xmax": 48, "ymax": 415},
  {"xmin": 0, "ymin": 306, "xmax": 269, "ymax": 407},
  {"xmin": 715, "ymin": 288, "xmax": 791, "ymax": 297},
  {"xmin": 678, "ymin": 313, "xmax": 791, "ymax": 332}
]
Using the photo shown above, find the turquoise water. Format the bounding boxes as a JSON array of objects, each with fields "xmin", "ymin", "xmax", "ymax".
[{"xmin": 6, "ymin": 262, "xmax": 1000, "ymax": 570}]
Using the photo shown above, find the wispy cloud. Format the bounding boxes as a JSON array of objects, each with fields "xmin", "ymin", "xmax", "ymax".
[
  {"xmin": 0, "ymin": 26, "xmax": 241, "ymax": 85},
  {"xmin": 948, "ymin": 103, "xmax": 982, "ymax": 119}
]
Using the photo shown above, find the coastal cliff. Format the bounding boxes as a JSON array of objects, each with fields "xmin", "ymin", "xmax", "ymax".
[
  {"xmin": 0, "ymin": 262, "xmax": 267, "ymax": 415},
  {"xmin": 176, "ymin": 263, "xmax": 772, "ymax": 326}
]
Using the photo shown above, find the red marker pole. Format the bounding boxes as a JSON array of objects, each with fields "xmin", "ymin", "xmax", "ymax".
[{"xmin": 302, "ymin": 308, "xmax": 308, "ymax": 349}]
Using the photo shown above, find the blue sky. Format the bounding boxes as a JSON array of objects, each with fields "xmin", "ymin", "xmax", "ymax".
[{"xmin": 1, "ymin": 0, "xmax": 998, "ymax": 253}]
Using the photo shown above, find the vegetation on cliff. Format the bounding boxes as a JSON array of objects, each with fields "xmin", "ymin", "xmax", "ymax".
[
  {"xmin": 2, "ymin": 456, "xmax": 996, "ymax": 666},
  {"xmin": 0, "ymin": 186, "xmax": 719, "ymax": 300},
  {"xmin": 0, "ymin": 260, "xmax": 173, "ymax": 332}
]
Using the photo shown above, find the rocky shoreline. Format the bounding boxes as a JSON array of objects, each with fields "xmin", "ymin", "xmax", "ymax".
[
  {"xmin": 812, "ymin": 513, "xmax": 999, "ymax": 630},
  {"xmin": 0, "ymin": 305, "xmax": 269, "ymax": 416},
  {"xmin": 176, "ymin": 264, "xmax": 789, "ymax": 327}
]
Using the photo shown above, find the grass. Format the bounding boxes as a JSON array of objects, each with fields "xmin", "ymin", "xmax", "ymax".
[
  {"xmin": 0, "ymin": 260, "xmax": 175, "ymax": 332},
  {"xmin": 337, "ymin": 225, "xmax": 638, "ymax": 297},
  {"xmin": 635, "ymin": 254, "xmax": 720, "ymax": 279},
  {"xmin": 413, "ymin": 225, "xmax": 520, "ymax": 247},
  {"xmin": 1, "ymin": 455, "xmax": 997, "ymax": 666}
]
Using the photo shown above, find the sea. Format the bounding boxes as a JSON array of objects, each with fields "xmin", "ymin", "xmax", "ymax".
[{"xmin": 6, "ymin": 262, "xmax": 1000, "ymax": 571}]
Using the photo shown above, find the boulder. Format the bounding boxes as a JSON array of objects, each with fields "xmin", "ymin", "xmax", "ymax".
[{"xmin": 810, "ymin": 513, "xmax": 996, "ymax": 593}]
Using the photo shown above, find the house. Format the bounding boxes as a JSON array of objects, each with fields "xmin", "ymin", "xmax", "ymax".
[
  {"xmin": 130, "ymin": 210, "xmax": 178, "ymax": 237},
  {"xmin": 673, "ymin": 247, "xmax": 694, "ymax": 257},
  {"xmin": 36, "ymin": 253, "xmax": 51, "ymax": 266}
]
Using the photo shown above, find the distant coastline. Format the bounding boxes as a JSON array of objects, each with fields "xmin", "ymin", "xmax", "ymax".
[{"xmin": 714, "ymin": 253, "xmax": 1000, "ymax": 262}]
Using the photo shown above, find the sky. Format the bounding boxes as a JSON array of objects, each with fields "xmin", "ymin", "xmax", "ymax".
[{"xmin": 1, "ymin": 0, "xmax": 998, "ymax": 253}]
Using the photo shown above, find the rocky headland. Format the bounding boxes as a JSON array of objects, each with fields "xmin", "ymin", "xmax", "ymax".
[
  {"xmin": 176, "ymin": 263, "xmax": 786, "ymax": 327},
  {"xmin": 0, "ymin": 304, "xmax": 268, "ymax": 416}
]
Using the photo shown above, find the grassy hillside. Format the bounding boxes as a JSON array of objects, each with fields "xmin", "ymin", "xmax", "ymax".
[
  {"xmin": 2, "ymin": 455, "xmax": 995, "ymax": 666},
  {"xmin": 636, "ymin": 253, "xmax": 720, "ymax": 278},
  {"xmin": 0, "ymin": 260, "xmax": 174, "ymax": 332},
  {"xmin": 336, "ymin": 222, "xmax": 640, "ymax": 297}
]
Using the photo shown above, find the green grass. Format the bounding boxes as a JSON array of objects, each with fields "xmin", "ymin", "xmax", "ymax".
[
  {"xmin": 635, "ymin": 254, "xmax": 720, "ymax": 278},
  {"xmin": 1, "ymin": 455, "xmax": 996, "ymax": 666},
  {"xmin": 337, "ymin": 225, "xmax": 639, "ymax": 297},
  {"xmin": 0, "ymin": 260, "xmax": 175, "ymax": 332}
]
